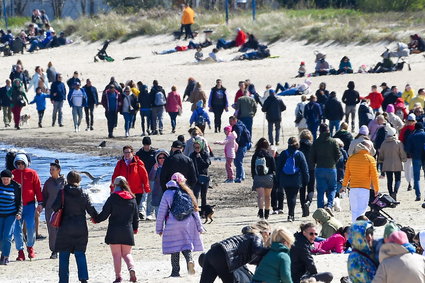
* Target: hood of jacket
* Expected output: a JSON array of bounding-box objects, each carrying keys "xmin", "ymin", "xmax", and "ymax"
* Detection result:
[
  {"xmin": 14, "ymin": 153, "xmax": 29, "ymax": 168},
  {"xmin": 378, "ymin": 243, "xmax": 410, "ymax": 262},
  {"xmin": 114, "ymin": 190, "xmax": 134, "ymax": 200},
  {"xmin": 64, "ymin": 184, "xmax": 83, "ymax": 196},
  {"xmin": 317, "ymin": 132, "xmax": 331, "ymax": 143},
  {"xmin": 348, "ymin": 220, "xmax": 374, "ymax": 254},
  {"xmin": 155, "ymin": 149, "xmax": 169, "ymax": 164},
  {"xmin": 312, "ymin": 208, "xmax": 331, "ymax": 223}
]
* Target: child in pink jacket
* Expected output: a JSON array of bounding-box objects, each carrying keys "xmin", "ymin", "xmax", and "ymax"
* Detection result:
[
  {"xmin": 312, "ymin": 226, "xmax": 349, "ymax": 254},
  {"xmin": 214, "ymin": 125, "xmax": 238, "ymax": 183}
]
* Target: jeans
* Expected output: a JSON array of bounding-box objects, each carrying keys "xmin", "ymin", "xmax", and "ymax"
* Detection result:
[
  {"xmin": 0, "ymin": 215, "xmax": 16, "ymax": 257},
  {"xmin": 122, "ymin": 112, "xmax": 133, "ymax": 133},
  {"xmin": 212, "ymin": 107, "xmax": 224, "ymax": 132},
  {"xmin": 234, "ymin": 145, "xmax": 247, "ymax": 180},
  {"xmin": 84, "ymin": 105, "xmax": 94, "ymax": 127},
  {"xmin": 345, "ymin": 105, "xmax": 356, "ymax": 130},
  {"xmin": 151, "ymin": 106, "xmax": 164, "ymax": 132},
  {"xmin": 168, "ymin": 112, "xmax": 178, "ymax": 131},
  {"xmin": 105, "ymin": 111, "xmax": 118, "ymax": 136},
  {"xmin": 315, "ymin": 168, "xmax": 337, "ymax": 209},
  {"xmin": 239, "ymin": 117, "xmax": 253, "ymax": 137},
  {"xmin": 140, "ymin": 109, "xmax": 152, "ymax": 134},
  {"xmin": 329, "ymin": 120, "xmax": 340, "ymax": 136},
  {"xmin": 267, "ymin": 120, "xmax": 281, "ymax": 145},
  {"xmin": 412, "ymin": 159, "xmax": 425, "ymax": 198},
  {"xmin": 2, "ymin": 106, "xmax": 11, "ymax": 126},
  {"xmin": 59, "ymin": 251, "xmax": 88, "ymax": 283},
  {"xmin": 140, "ymin": 192, "xmax": 153, "ymax": 217},
  {"xmin": 216, "ymin": 39, "xmax": 234, "ymax": 49},
  {"xmin": 71, "ymin": 106, "xmax": 83, "ymax": 128},
  {"xmin": 307, "ymin": 121, "xmax": 320, "ymax": 140},
  {"xmin": 52, "ymin": 100, "xmax": 64, "ymax": 126},
  {"xmin": 14, "ymin": 203, "xmax": 36, "ymax": 250},
  {"xmin": 349, "ymin": 187, "xmax": 370, "ymax": 222},
  {"xmin": 284, "ymin": 187, "xmax": 300, "ymax": 216},
  {"xmin": 386, "ymin": 171, "xmax": 401, "ymax": 195}
]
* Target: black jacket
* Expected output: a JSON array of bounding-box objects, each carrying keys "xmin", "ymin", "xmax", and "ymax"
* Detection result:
[
  {"xmin": 183, "ymin": 80, "xmax": 196, "ymax": 101},
  {"xmin": 261, "ymin": 95, "xmax": 286, "ymax": 122},
  {"xmin": 209, "ymin": 86, "xmax": 228, "ymax": 110},
  {"xmin": 160, "ymin": 150, "xmax": 197, "ymax": 191},
  {"xmin": 342, "ymin": 89, "xmax": 360, "ymax": 106},
  {"xmin": 138, "ymin": 84, "xmax": 151, "ymax": 109},
  {"xmin": 214, "ymin": 231, "xmax": 267, "ymax": 272},
  {"xmin": 315, "ymin": 89, "xmax": 329, "ymax": 105},
  {"xmin": 299, "ymin": 139, "xmax": 314, "ymax": 170},
  {"xmin": 135, "ymin": 148, "xmax": 156, "ymax": 173},
  {"xmin": 82, "ymin": 85, "xmax": 99, "ymax": 107},
  {"xmin": 374, "ymin": 125, "xmax": 388, "ymax": 150},
  {"xmin": 0, "ymin": 86, "xmax": 11, "ymax": 107},
  {"xmin": 53, "ymin": 185, "xmax": 97, "ymax": 253},
  {"xmin": 358, "ymin": 103, "xmax": 373, "ymax": 127},
  {"xmin": 150, "ymin": 85, "xmax": 166, "ymax": 107},
  {"xmin": 190, "ymin": 151, "xmax": 211, "ymax": 176},
  {"xmin": 276, "ymin": 147, "xmax": 309, "ymax": 188},
  {"xmin": 94, "ymin": 191, "xmax": 138, "ymax": 246},
  {"xmin": 66, "ymin": 77, "xmax": 81, "ymax": 89},
  {"xmin": 333, "ymin": 130, "xmax": 353, "ymax": 152},
  {"xmin": 381, "ymin": 92, "xmax": 398, "ymax": 112},
  {"xmin": 324, "ymin": 97, "xmax": 344, "ymax": 121},
  {"xmin": 251, "ymin": 149, "xmax": 276, "ymax": 177},
  {"xmin": 290, "ymin": 232, "xmax": 318, "ymax": 283},
  {"xmin": 9, "ymin": 71, "xmax": 27, "ymax": 91}
]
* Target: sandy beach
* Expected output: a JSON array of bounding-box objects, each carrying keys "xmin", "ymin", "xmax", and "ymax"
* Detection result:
[{"xmin": 0, "ymin": 35, "xmax": 425, "ymax": 282}]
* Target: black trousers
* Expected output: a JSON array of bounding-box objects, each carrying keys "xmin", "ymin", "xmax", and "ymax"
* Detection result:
[
  {"xmin": 284, "ymin": 186, "xmax": 300, "ymax": 216},
  {"xmin": 84, "ymin": 105, "xmax": 94, "ymax": 127},
  {"xmin": 37, "ymin": 110, "xmax": 44, "ymax": 124},
  {"xmin": 193, "ymin": 182, "xmax": 208, "ymax": 208},
  {"xmin": 105, "ymin": 111, "xmax": 117, "ymax": 136},
  {"xmin": 386, "ymin": 171, "xmax": 401, "ymax": 194},
  {"xmin": 212, "ymin": 107, "xmax": 224, "ymax": 131},
  {"xmin": 200, "ymin": 245, "xmax": 234, "ymax": 283},
  {"xmin": 300, "ymin": 169, "xmax": 315, "ymax": 207},
  {"xmin": 271, "ymin": 184, "xmax": 284, "ymax": 211},
  {"xmin": 184, "ymin": 24, "xmax": 194, "ymax": 39}
]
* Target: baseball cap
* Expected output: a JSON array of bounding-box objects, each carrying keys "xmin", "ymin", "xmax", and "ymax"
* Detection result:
[{"xmin": 407, "ymin": 113, "xmax": 416, "ymax": 121}]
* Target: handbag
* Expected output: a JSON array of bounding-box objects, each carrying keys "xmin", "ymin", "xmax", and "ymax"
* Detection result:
[
  {"xmin": 50, "ymin": 190, "xmax": 65, "ymax": 228},
  {"xmin": 178, "ymin": 106, "xmax": 182, "ymax": 116},
  {"xmin": 197, "ymin": 174, "xmax": 210, "ymax": 185}
]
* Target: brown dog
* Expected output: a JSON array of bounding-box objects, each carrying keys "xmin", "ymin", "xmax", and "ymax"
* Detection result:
[{"xmin": 200, "ymin": 205, "xmax": 215, "ymax": 224}]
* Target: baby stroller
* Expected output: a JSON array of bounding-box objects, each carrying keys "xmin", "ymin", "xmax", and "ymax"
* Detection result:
[
  {"xmin": 365, "ymin": 193, "xmax": 400, "ymax": 227},
  {"xmin": 373, "ymin": 43, "xmax": 411, "ymax": 72},
  {"xmin": 94, "ymin": 40, "xmax": 114, "ymax": 62}
]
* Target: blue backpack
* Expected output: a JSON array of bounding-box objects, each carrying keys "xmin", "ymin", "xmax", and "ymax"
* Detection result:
[
  {"xmin": 170, "ymin": 187, "xmax": 194, "ymax": 221},
  {"xmin": 282, "ymin": 150, "xmax": 300, "ymax": 175}
]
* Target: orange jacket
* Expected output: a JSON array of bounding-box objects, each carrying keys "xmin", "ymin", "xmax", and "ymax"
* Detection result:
[
  {"xmin": 181, "ymin": 7, "xmax": 195, "ymax": 25},
  {"xmin": 111, "ymin": 155, "xmax": 150, "ymax": 194},
  {"xmin": 342, "ymin": 149, "xmax": 379, "ymax": 192}
]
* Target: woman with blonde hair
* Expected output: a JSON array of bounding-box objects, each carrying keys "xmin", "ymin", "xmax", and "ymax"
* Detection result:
[
  {"xmin": 156, "ymin": 172, "xmax": 204, "ymax": 277},
  {"xmin": 94, "ymin": 176, "xmax": 138, "ymax": 282},
  {"xmin": 252, "ymin": 227, "xmax": 295, "ymax": 283}
]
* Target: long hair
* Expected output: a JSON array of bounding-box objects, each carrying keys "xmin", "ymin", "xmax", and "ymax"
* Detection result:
[
  {"xmin": 254, "ymin": 137, "xmax": 269, "ymax": 153},
  {"xmin": 115, "ymin": 177, "xmax": 135, "ymax": 197},
  {"xmin": 178, "ymin": 182, "xmax": 199, "ymax": 212}
]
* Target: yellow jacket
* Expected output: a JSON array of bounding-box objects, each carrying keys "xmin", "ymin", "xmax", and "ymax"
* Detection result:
[
  {"xmin": 342, "ymin": 149, "xmax": 379, "ymax": 192},
  {"xmin": 181, "ymin": 7, "xmax": 195, "ymax": 25},
  {"xmin": 409, "ymin": 95, "xmax": 425, "ymax": 110},
  {"xmin": 402, "ymin": 89, "xmax": 415, "ymax": 105}
]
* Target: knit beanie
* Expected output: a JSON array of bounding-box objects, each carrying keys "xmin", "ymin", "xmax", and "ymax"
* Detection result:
[
  {"xmin": 0, "ymin": 169, "xmax": 12, "ymax": 178},
  {"xmin": 386, "ymin": 104, "xmax": 395, "ymax": 113},
  {"xmin": 384, "ymin": 222, "xmax": 399, "ymax": 239},
  {"xmin": 387, "ymin": 231, "xmax": 409, "ymax": 245},
  {"xmin": 359, "ymin": 125, "xmax": 369, "ymax": 136}
]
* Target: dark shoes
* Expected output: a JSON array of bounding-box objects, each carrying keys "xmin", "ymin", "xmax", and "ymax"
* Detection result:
[
  {"xmin": 407, "ymin": 184, "xmax": 412, "ymax": 191},
  {"xmin": 50, "ymin": 252, "xmax": 58, "ymax": 259},
  {"xmin": 258, "ymin": 209, "xmax": 264, "ymax": 219},
  {"xmin": 302, "ymin": 201, "xmax": 311, "ymax": 217},
  {"xmin": 287, "ymin": 215, "xmax": 295, "ymax": 222},
  {"xmin": 264, "ymin": 209, "xmax": 270, "ymax": 220}
]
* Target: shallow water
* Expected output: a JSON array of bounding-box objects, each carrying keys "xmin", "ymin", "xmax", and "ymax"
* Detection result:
[{"xmin": 0, "ymin": 144, "xmax": 117, "ymax": 210}]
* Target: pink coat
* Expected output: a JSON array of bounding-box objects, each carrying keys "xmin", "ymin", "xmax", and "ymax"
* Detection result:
[
  {"xmin": 312, "ymin": 233, "xmax": 346, "ymax": 254},
  {"xmin": 215, "ymin": 131, "xmax": 238, "ymax": 159},
  {"xmin": 166, "ymin": 91, "xmax": 182, "ymax": 113}
]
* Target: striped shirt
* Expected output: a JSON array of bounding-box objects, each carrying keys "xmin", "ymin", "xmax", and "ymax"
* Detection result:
[{"xmin": 0, "ymin": 184, "xmax": 17, "ymax": 216}]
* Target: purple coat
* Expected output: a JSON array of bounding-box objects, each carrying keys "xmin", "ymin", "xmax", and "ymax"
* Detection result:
[{"xmin": 155, "ymin": 189, "xmax": 204, "ymax": 254}]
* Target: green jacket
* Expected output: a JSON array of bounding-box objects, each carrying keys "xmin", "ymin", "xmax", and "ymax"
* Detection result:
[
  {"xmin": 235, "ymin": 96, "xmax": 257, "ymax": 118},
  {"xmin": 252, "ymin": 242, "xmax": 293, "ymax": 283},
  {"xmin": 310, "ymin": 132, "xmax": 341, "ymax": 168},
  {"xmin": 312, "ymin": 208, "xmax": 343, "ymax": 238}
]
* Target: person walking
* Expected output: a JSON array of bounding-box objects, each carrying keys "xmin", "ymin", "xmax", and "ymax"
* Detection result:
[
  {"xmin": 67, "ymin": 82, "xmax": 87, "ymax": 133},
  {"xmin": 277, "ymin": 137, "xmax": 309, "ymax": 222},
  {"xmin": 12, "ymin": 153, "xmax": 43, "ymax": 261},
  {"xmin": 166, "ymin": 86, "xmax": 182, "ymax": 133},
  {"xmin": 189, "ymin": 82, "xmax": 207, "ymax": 112},
  {"xmin": 0, "ymin": 169, "xmax": 22, "ymax": 265},
  {"xmin": 121, "ymin": 86, "xmax": 139, "ymax": 137},
  {"xmin": 50, "ymin": 73, "xmax": 67, "ymax": 127},
  {"xmin": 82, "ymin": 79, "xmax": 98, "ymax": 131},
  {"xmin": 53, "ymin": 171, "xmax": 98, "ymax": 283},
  {"xmin": 8, "ymin": 79, "xmax": 28, "ymax": 130},
  {"xmin": 179, "ymin": 4, "xmax": 195, "ymax": 40},
  {"xmin": 101, "ymin": 84, "xmax": 122, "ymax": 138},
  {"xmin": 230, "ymin": 116, "xmax": 251, "ymax": 183},
  {"xmin": 94, "ymin": 176, "xmax": 138, "ymax": 283},
  {"xmin": 66, "ymin": 71, "xmax": 80, "ymax": 90},
  {"xmin": 310, "ymin": 124, "xmax": 341, "ymax": 209},
  {"xmin": 148, "ymin": 149, "xmax": 169, "ymax": 217},
  {"xmin": 235, "ymin": 89, "xmax": 257, "ymax": 137},
  {"xmin": 156, "ymin": 173, "xmax": 204, "ymax": 277},
  {"xmin": 208, "ymin": 79, "xmax": 229, "ymax": 133},
  {"xmin": 341, "ymin": 142, "xmax": 379, "ymax": 222},
  {"xmin": 378, "ymin": 127, "xmax": 407, "ymax": 201},
  {"xmin": 251, "ymin": 138, "xmax": 276, "ymax": 220},
  {"xmin": 214, "ymin": 125, "xmax": 238, "ymax": 183},
  {"xmin": 299, "ymin": 130, "xmax": 315, "ymax": 217},
  {"xmin": 42, "ymin": 159, "xmax": 65, "ymax": 259},
  {"xmin": 262, "ymin": 89, "xmax": 286, "ymax": 146},
  {"xmin": 303, "ymin": 95, "xmax": 322, "ymax": 140},
  {"xmin": 365, "ymin": 85, "xmax": 384, "ymax": 113},
  {"xmin": 406, "ymin": 122, "xmax": 425, "ymax": 201},
  {"xmin": 137, "ymin": 81, "xmax": 152, "ymax": 136},
  {"xmin": 0, "ymin": 79, "xmax": 12, "ymax": 127},
  {"xmin": 183, "ymin": 77, "xmax": 196, "ymax": 102},
  {"xmin": 342, "ymin": 81, "xmax": 360, "ymax": 133},
  {"xmin": 295, "ymin": 95, "xmax": 308, "ymax": 133},
  {"xmin": 190, "ymin": 139, "xmax": 211, "ymax": 209},
  {"xmin": 324, "ymin": 91, "xmax": 344, "ymax": 135},
  {"xmin": 9, "ymin": 64, "xmax": 28, "ymax": 92},
  {"xmin": 150, "ymin": 80, "xmax": 166, "ymax": 135},
  {"xmin": 29, "ymin": 87, "xmax": 50, "ymax": 128},
  {"xmin": 333, "ymin": 122, "xmax": 353, "ymax": 152},
  {"xmin": 46, "ymin": 61, "xmax": 57, "ymax": 83},
  {"xmin": 190, "ymin": 101, "xmax": 211, "ymax": 134},
  {"xmin": 399, "ymin": 114, "xmax": 416, "ymax": 191}
]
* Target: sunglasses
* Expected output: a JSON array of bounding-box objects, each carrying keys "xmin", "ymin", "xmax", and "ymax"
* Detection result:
[
  {"xmin": 309, "ymin": 232, "xmax": 318, "ymax": 236},
  {"xmin": 158, "ymin": 157, "xmax": 166, "ymax": 160}
]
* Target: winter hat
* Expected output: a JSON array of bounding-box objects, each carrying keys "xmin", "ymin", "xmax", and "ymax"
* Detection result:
[
  {"xmin": 386, "ymin": 126, "xmax": 396, "ymax": 137},
  {"xmin": 166, "ymin": 180, "xmax": 178, "ymax": 189},
  {"xmin": 269, "ymin": 89, "xmax": 275, "ymax": 95},
  {"xmin": 171, "ymin": 172, "xmax": 187, "ymax": 183},
  {"xmin": 386, "ymin": 104, "xmax": 395, "ymax": 113},
  {"xmin": 114, "ymin": 176, "xmax": 127, "ymax": 186},
  {"xmin": 407, "ymin": 113, "xmax": 416, "ymax": 121},
  {"xmin": 196, "ymin": 100, "xmax": 203, "ymax": 108},
  {"xmin": 14, "ymin": 153, "xmax": 29, "ymax": 168},
  {"xmin": 224, "ymin": 125, "xmax": 232, "ymax": 132},
  {"xmin": 359, "ymin": 125, "xmax": 369, "ymax": 136},
  {"xmin": 1, "ymin": 169, "xmax": 12, "ymax": 178},
  {"xmin": 387, "ymin": 231, "xmax": 409, "ymax": 245},
  {"xmin": 300, "ymin": 61, "xmax": 305, "ymax": 65},
  {"xmin": 384, "ymin": 222, "xmax": 400, "ymax": 239}
]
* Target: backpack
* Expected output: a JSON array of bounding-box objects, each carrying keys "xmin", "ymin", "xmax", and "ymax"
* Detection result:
[
  {"xmin": 170, "ymin": 187, "xmax": 194, "ymax": 221},
  {"xmin": 154, "ymin": 91, "xmax": 166, "ymax": 106},
  {"xmin": 255, "ymin": 156, "xmax": 269, "ymax": 176},
  {"xmin": 282, "ymin": 150, "xmax": 300, "ymax": 175},
  {"xmin": 196, "ymin": 114, "xmax": 206, "ymax": 126}
]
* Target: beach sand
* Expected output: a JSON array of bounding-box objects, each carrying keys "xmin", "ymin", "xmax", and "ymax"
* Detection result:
[{"xmin": 0, "ymin": 35, "xmax": 424, "ymax": 282}]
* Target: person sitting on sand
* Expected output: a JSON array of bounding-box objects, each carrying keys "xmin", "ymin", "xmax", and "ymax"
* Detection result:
[
  {"xmin": 408, "ymin": 34, "xmax": 425, "ymax": 54},
  {"xmin": 312, "ymin": 208, "xmax": 343, "ymax": 239},
  {"xmin": 194, "ymin": 46, "xmax": 203, "ymax": 61},
  {"xmin": 206, "ymin": 48, "xmax": 223, "ymax": 62},
  {"xmin": 239, "ymin": 33, "xmax": 259, "ymax": 52},
  {"xmin": 216, "ymin": 27, "xmax": 247, "ymax": 49},
  {"xmin": 296, "ymin": 62, "xmax": 306, "ymax": 78},
  {"xmin": 337, "ymin": 56, "xmax": 353, "ymax": 74},
  {"xmin": 314, "ymin": 57, "xmax": 331, "ymax": 76}
]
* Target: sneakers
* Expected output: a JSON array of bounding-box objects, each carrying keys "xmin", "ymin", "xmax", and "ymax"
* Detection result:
[
  {"xmin": 16, "ymin": 250, "xmax": 25, "ymax": 261},
  {"xmin": 407, "ymin": 184, "xmax": 412, "ymax": 191},
  {"xmin": 27, "ymin": 247, "xmax": 35, "ymax": 259},
  {"xmin": 187, "ymin": 261, "xmax": 195, "ymax": 275},
  {"xmin": 129, "ymin": 269, "xmax": 137, "ymax": 282},
  {"xmin": 50, "ymin": 252, "xmax": 58, "ymax": 259},
  {"xmin": 234, "ymin": 178, "xmax": 242, "ymax": 183},
  {"xmin": 271, "ymin": 210, "xmax": 278, "ymax": 215},
  {"xmin": 90, "ymin": 126, "xmax": 94, "ymax": 131},
  {"xmin": 0, "ymin": 256, "xmax": 9, "ymax": 265},
  {"xmin": 287, "ymin": 215, "xmax": 294, "ymax": 222},
  {"xmin": 113, "ymin": 277, "xmax": 122, "ymax": 283},
  {"xmin": 85, "ymin": 127, "xmax": 90, "ymax": 131},
  {"xmin": 224, "ymin": 179, "xmax": 234, "ymax": 183},
  {"xmin": 277, "ymin": 209, "xmax": 284, "ymax": 214}
]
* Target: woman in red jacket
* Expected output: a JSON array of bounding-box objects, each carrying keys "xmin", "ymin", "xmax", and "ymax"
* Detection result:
[
  {"xmin": 165, "ymin": 86, "xmax": 182, "ymax": 133},
  {"xmin": 111, "ymin": 146, "xmax": 150, "ymax": 212}
]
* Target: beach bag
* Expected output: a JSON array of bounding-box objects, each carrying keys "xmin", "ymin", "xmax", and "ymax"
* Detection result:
[
  {"xmin": 170, "ymin": 187, "xmax": 194, "ymax": 221},
  {"xmin": 154, "ymin": 91, "xmax": 166, "ymax": 106},
  {"xmin": 282, "ymin": 150, "xmax": 300, "ymax": 175},
  {"xmin": 50, "ymin": 189, "xmax": 64, "ymax": 227},
  {"xmin": 255, "ymin": 156, "xmax": 269, "ymax": 176}
]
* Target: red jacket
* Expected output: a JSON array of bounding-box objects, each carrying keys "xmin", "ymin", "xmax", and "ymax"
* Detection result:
[
  {"xmin": 399, "ymin": 124, "xmax": 415, "ymax": 143},
  {"xmin": 235, "ymin": 30, "xmax": 247, "ymax": 47},
  {"xmin": 111, "ymin": 155, "xmax": 150, "ymax": 194},
  {"xmin": 12, "ymin": 168, "xmax": 43, "ymax": 206},
  {"xmin": 364, "ymin": 91, "xmax": 383, "ymax": 110}
]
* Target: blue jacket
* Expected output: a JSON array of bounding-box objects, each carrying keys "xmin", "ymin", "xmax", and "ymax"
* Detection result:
[
  {"xmin": 232, "ymin": 120, "xmax": 251, "ymax": 148},
  {"xmin": 406, "ymin": 129, "xmax": 425, "ymax": 160},
  {"xmin": 30, "ymin": 93, "xmax": 50, "ymax": 111},
  {"xmin": 276, "ymin": 147, "xmax": 309, "ymax": 189},
  {"xmin": 50, "ymin": 80, "xmax": 67, "ymax": 101},
  {"xmin": 190, "ymin": 107, "xmax": 211, "ymax": 126},
  {"xmin": 67, "ymin": 88, "xmax": 88, "ymax": 107},
  {"xmin": 83, "ymin": 85, "xmax": 99, "ymax": 107},
  {"xmin": 304, "ymin": 101, "xmax": 322, "ymax": 124}
]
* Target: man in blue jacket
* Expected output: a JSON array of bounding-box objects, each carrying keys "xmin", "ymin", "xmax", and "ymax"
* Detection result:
[
  {"xmin": 230, "ymin": 116, "xmax": 251, "ymax": 183},
  {"xmin": 82, "ymin": 79, "xmax": 98, "ymax": 131},
  {"xmin": 406, "ymin": 122, "xmax": 425, "ymax": 201},
  {"xmin": 304, "ymin": 95, "xmax": 322, "ymax": 140},
  {"xmin": 50, "ymin": 73, "xmax": 67, "ymax": 127}
]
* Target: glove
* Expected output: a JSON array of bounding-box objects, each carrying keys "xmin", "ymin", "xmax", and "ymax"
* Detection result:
[{"xmin": 133, "ymin": 229, "xmax": 138, "ymax": 234}]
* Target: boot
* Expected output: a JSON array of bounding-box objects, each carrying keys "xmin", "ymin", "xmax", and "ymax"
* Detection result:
[
  {"xmin": 302, "ymin": 201, "xmax": 310, "ymax": 217},
  {"xmin": 407, "ymin": 183, "xmax": 412, "ymax": 191},
  {"xmin": 16, "ymin": 249, "xmax": 25, "ymax": 261},
  {"xmin": 390, "ymin": 193, "xmax": 397, "ymax": 201},
  {"xmin": 257, "ymin": 209, "xmax": 264, "ymax": 219},
  {"xmin": 27, "ymin": 246, "xmax": 35, "ymax": 260},
  {"xmin": 50, "ymin": 251, "xmax": 58, "ymax": 259},
  {"xmin": 129, "ymin": 269, "xmax": 137, "ymax": 282},
  {"xmin": 264, "ymin": 209, "xmax": 270, "ymax": 220}
]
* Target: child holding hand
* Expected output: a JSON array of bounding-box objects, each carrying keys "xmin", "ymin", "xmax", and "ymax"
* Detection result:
[{"xmin": 214, "ymin": 125, "xmax": 238, "ymax": 183}]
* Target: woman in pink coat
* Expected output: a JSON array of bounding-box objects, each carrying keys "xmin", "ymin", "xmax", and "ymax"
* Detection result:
[
  {"xmin": 165, "ymin": 86, "xmax": 182, "ymax": 133},
  {"xmin": 214, "ymin": 125, "xmax": 238, "ymax": 183}
]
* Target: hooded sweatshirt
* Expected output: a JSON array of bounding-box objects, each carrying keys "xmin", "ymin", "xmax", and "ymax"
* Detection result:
[
  {"xmin": 149, "ymin": 149, "xmax": 170, "ymax": 206},
  {"xmin": 215, "ymin": 131, "xmax": 238, "ymax": 159},
  {"xmin": 312, "ymin": 208, "xmax": 342, "ymax": 238}
]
